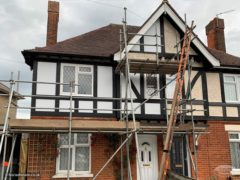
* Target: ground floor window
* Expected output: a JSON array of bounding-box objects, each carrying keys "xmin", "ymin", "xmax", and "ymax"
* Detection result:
[
  {"xmin": 56, "ymin": 133, "xmax": 91, "ymax": 175},
  {"xmin": 229, "ymin": 133, "xmax": 240, "ymax": 170}
]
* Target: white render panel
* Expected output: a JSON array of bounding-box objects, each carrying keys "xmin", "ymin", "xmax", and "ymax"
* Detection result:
[
  {"xmin": 59, "ymin": 100, "xmax": 74, "ymax": 112},
  {"xmin": 121, "ymin": 73, "xmax": 140, "ymax": 99},
  {"xmin": 121, "ymin": 102, "xmax": 141, "ymax": 114},
  {"xmin": 144, "ymin": 20, "xmax": 161, "ymax": 52},
  {"xmin": 164, "ymin": 17, "xmax": 180, "ymax": 54},
  {"xmin": 35, "ymin": 99, "xmax": 55, "ymax": 112},
  {"xmin": 36, "ymin": 62, "xmax": 56, "ymax": 95},
  {"xmin": 97, "ymin": 66, "xmax": 113, "ymax": 97},
  {"xmin": 131, "ymin": 40, "xmax": 140, "ymax": 51},
  {"xmin": 78, "ymin": 101, "xmax": 93, "ymax": 113},
  {"xmin": 145, "ymin": 103, "xmax": 161, "ymax": 115},
  {"xmin": 97, "ymin": 102, "xmax": 112, "ymax": 114}
]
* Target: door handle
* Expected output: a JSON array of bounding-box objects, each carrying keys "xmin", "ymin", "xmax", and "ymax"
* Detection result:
[{"xmin": 143, "ymin": 164, "xmax": 151, "ymax": 167}]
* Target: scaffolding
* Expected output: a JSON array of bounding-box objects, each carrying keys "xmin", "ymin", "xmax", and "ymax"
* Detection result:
[{"xmin": 0, "ymin": 8, "xmax": 207, "ymax": 180}]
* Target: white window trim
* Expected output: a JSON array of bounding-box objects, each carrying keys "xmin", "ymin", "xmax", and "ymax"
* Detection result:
[
  {"xmin": 52, "ymin": 173, "xmax": 93, "ymax": 178},
  {"xmin": 144, "ymin": 74, "xmax": 160, "ymax": 99},
  {"xmin": 60, "ymin": 63, "xmax": 94, "ymax": 96},
  {"xmin": 223, "ymin": 74, "xmax": 240, "ymax": 103},
  {"xmin": 228, "ymin": 132, "xmax": 240, "ymax": 174},
  {"xmin": 55, "ymin": 133, "xmax": 92, "ymax": 176}
]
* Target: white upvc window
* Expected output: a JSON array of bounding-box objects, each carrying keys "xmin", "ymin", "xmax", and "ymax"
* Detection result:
[
  {"xmin": 224, "ymin": 74, "xmax": 240, "ymax": 103},
  {"xmin": 229, "ymin": 132, "xmax": 240, "ymax": 174},
  {"xmin": 166, "ymin": 74, "xmax": 176, "ymax": 99},
  {"xmin": 144, "ymin": 74, "xmax": 160, "ymax": 99},
  {"xmin": 61, "ymin": 64, "xmax": 93, "ymax": 96},
  {"xmin": 56, "ymin": 133, "xmax": 91, "ymax": 176}
]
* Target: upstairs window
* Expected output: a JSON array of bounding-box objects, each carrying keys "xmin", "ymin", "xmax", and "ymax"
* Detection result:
[
  {"xmin": 229, "ymin": 133, "xmax": 240, "ymax": 171},
  {"xmin": 61, "ymin": 64, "xmax": 93, "ymax": 96},
  {"xmin": 224, "ymin": 74, "xmax": 240, "ymax": 103},
  {"xmin": 145, "ymin": 74, "xmax": 159, "ymax": 98}
]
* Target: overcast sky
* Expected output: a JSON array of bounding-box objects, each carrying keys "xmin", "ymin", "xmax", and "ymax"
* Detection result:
[{"xmin": 0, "ymin": 0, "xmax": 239, "ymax": 118}]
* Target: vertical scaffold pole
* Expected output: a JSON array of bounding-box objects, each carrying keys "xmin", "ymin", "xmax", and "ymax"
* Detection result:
[
  {"xmin": 0, "ymin": 80, "xmax": 15, "ymax": 156},
  {"xmin": 0, "ymin": 75, "xmax": 15, "ymax": 180},
  {"xmin": 119, "ymin": 29, "xmax": 124, "ymax": 180},
  {"xmin": 67, "ymin": 81, "xmax": 74, "ymax": 180},
  {"xmin": 122, "ymin": 7, "xmax": 142, "ymax": 180},
  {"xmin": 187, "ymin": 59, "xmax": 198, "ymax": 179},
  {"xmin": 122, "ymin": 9, "xmax": 132, "ymax": 180},
  {"xmin": 4, "ymin": 134, "xmax": 17, "ymax": 180}
]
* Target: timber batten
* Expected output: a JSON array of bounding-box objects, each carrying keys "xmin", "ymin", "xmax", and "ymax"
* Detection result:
[
  {"xmin": 116, "ymin": 54, "xmax": 179, "ymax": 74},
  {"xmin": 0, "ymin": 119, "xmax": 207, "ymax": 133}
]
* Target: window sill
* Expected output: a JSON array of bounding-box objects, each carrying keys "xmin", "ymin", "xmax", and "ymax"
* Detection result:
[
  {"xmin": 53, "ymin": 173, "xmax": 93, "ymax": 178},
  {"xmin": 231, "ymin": 170, "xmax": 240, "ymax": 176}
]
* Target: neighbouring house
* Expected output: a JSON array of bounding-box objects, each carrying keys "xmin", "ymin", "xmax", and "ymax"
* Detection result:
[
  {"xmin": 20, "ymin": 0, "xmax": 240, "ymax": 179},
  {"xmin": 0, "ymin": 83, "xmax": 22, "ymax": 177}
]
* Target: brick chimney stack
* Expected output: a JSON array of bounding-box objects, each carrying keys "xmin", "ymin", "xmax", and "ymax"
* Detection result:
[
  {"xmin": 46, "ymin": 1, "xmax": 59, "ymax": 46},
  {"xmin": 206, "ymin": 17, "xmax": 226, "ymax": 52}
]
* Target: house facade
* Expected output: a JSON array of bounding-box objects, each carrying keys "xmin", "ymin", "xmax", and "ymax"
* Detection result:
[{"xmin": 21, "ymin": 1, "xmax": 240, "ymax": 179}]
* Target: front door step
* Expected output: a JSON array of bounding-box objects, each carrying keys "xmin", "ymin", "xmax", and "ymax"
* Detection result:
[{"xmin": 166, "ymin": 170, "xmax": 194, "ymax": 180}]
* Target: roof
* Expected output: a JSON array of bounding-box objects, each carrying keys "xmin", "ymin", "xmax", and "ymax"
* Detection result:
[
  {"xmin": 0, "ymin": 83, "xmax": 23, "ymax": 99},
  {"xmin": 208, "ymin": 48, "xmax": 240, "ymax": 67},
  {"xmin": 25, "ymin": 24, "xmax": 139, "ymax": 58},
  {"xmin": 23, "ymin": 2, "xmax": 240, "ymax": 68}
]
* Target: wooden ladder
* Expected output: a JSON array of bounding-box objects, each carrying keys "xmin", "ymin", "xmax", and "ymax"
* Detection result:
[{"xmin": 158, "ymin": 21, "xmax": 195, "ymax": 180}]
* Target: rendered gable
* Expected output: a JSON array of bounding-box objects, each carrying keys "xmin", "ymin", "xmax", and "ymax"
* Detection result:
[{"xmin": 114, "ymin": 2, "xmax": 220, "ymax": 67}]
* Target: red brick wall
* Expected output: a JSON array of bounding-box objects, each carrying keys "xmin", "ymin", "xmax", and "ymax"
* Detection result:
[
  {"xmin": 194, "ymin": 121, "xmax": 240, "ymax": 180},
  {"xmin": 26, "ymin": 133, "xmax": 117, "ymax": 180}
]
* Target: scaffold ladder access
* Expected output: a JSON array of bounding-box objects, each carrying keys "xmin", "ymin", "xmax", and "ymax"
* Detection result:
[{"xmin": 158, "ymin": 21, "xmax": 195, "ymax": 180}]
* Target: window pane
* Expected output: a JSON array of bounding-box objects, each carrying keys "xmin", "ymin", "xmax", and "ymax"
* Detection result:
[
  {"xmin": 230, "ymin": 134, "xmax": 239, "ymax": 140},
  {"xmin": 146, "ymin": 75, "xmax": 158, "ymax": 97},
  {"xmin": 78, "ymin": 74, "xmax": 92, "ymax": 95},
  {"xmin": 75, "ymin": 147, "xmax": 89, "ymax": 171},
  {"xmin": 79, "ymin": 67, "xmax": 91, "ymax": 72},
  {"xmin": 77, "ymin": 134, "xmax": 89, "ymax": 144},
  {"xmin": 59, "ymin": 134, "xmax": 74, "ymax": 145},
  {"xmin": 225, "ymin": 83, "xmax": 237, "ymax": 101},
  {"xmin": 230, "ymin": 142, "xmax": 240, "ymax": 169},
  {"xmin": 63, "ymin": 66, "xmax": 75, "ymax": 92},
  {"xmin": 60, "ymin": 148, "xmax": 72, "ymax": 170}
]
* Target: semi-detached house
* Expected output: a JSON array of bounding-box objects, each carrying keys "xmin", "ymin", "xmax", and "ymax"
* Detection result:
[{"xmin": 19, "ymin": 0, "xmax": 240, "ymax": 179}]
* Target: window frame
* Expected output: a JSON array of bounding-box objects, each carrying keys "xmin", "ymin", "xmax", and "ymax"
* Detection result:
[
  {"xmin": 223, "ymin": 74, "xmax": 240, "ymax": 103},
  {"xmin": 228, "ymin": 132, "xmax": 240, "ymax": 173},
  {"xmin": 60, "ymin": 63, "xmax": 94, "ymax": 96},
  {"xmin": 56, "ymin": 133, "xmax": 92, "ymax": 176},
  {"xmin": 144, "ymin": 74, "xmax": 160, "ymax": 99}
]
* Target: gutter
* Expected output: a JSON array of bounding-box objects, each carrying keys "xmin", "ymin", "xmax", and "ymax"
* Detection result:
[{"xmin": 214, "ymin": 66, "xmax": 240, "ymax": 70}]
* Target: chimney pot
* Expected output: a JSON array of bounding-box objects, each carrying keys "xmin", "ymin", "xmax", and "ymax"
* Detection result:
[
  {"xmin": 46, "ymin": 1, "xmax": 59, "ymax": 46},
  {"xmin": 205, "ymin": 17, "xmax": 226, "ymax": 52}
]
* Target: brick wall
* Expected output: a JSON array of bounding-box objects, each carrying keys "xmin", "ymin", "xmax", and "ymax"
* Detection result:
[
  {"xmin": 26, "ymin": 133, "xmax": 117, "ymax": 180},
  {"xmin": 194, "ymin": 121, "xmax": 240, "ymax": 180}
]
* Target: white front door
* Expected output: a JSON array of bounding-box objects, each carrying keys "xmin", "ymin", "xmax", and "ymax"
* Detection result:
[{"xmin": 137, "ymin": 135, "xmax": 158, "ymax": 180}]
